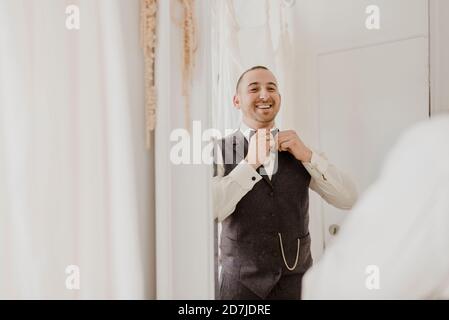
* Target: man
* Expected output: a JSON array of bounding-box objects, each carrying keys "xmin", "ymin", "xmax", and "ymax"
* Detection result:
[
  {"xmin": 302, "ymin": 115, "xmax": 449, "ymax": 299},
  {"xmin": 212, "ymin": 65, "xmax": 358, "ymax": 300}
]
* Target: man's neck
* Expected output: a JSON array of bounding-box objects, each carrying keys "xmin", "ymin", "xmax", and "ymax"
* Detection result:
[{"xmin": 242, "ymin": 119, "xmax": 275, "ymax": 130}]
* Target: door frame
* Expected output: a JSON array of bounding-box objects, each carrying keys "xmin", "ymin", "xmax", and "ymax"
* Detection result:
[{"xmin": 429, "ymin": 0, "xmax": 449, "ymax": 115}]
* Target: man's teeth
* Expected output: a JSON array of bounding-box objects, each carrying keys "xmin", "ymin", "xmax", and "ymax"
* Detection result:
[{"xmin": 256, "ymin": 105, "xmax": 272, "ymax": 109}]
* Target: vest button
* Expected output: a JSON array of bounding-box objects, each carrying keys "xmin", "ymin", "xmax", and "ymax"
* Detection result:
[{"xmin": 251, "ymin": 176, "xmax": 256, "ymax": 181}]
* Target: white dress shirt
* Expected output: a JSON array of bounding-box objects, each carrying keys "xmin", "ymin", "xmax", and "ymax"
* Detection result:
[
  {"xmin": 302, "ymin": 115, "xmax": 449, "ymax": 299},
  {"xmin": 212, "ymin": 122, "xmax": 358, "ymax": 222}
]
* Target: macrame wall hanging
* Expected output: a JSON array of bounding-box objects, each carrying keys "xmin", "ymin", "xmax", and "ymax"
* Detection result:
[
  {"xmin": 141, "ymin": 0, "xmax": 197, "ymax": 146},
  {"xmin": 173, "ymin": 0, "xmax": 197, "ymax": 132},
  {"xmin": 140, "ymin": 0, "xmax": 158, "ymax": 149}
]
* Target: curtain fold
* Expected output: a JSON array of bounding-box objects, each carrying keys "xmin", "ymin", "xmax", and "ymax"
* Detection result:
[{"xmin": 0, "ymin": 0, "xmax": 155, "ymax": 299}]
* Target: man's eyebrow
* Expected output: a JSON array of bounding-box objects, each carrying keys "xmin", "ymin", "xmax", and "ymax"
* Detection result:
[{"xmin": 247, "ymin": 82, "xmax": 278, "ymax": 87}]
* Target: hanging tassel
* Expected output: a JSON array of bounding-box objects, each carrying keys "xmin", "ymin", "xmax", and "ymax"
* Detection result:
[
  {"xmin": 179, "ymin": 0, "xmax": 197, "ymax": 132},
  {"xmin": 140, "ymin": 0, "xmax": 158, "ymax": 149}
]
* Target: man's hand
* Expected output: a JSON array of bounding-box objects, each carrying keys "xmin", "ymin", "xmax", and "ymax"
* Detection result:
[
  {"xmin": 278, "ymin": 130, "xmax": 312, "ymax": 163},
  {"xmin": 245, "ymin": 129, "xmax": 272, "ymax": 169}
]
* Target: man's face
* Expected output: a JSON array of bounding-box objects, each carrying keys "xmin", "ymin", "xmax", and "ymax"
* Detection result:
[{"xmin": 233, "ymin": 68, "xmax": 281, "ymax": 128}]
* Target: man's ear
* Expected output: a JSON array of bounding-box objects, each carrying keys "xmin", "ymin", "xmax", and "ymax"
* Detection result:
[{"xmin": 233, "ymin": 94, "xmax": 240, "ymax": 109}]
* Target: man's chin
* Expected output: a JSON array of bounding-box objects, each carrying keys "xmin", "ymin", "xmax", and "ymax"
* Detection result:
[{"xmin": 255, "ymin": 116, "xmax": 276, "ymax": 124}]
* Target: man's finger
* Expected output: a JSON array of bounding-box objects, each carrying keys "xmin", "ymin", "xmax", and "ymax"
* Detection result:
[
  {"xmin": 278, "ymin": 135, "xmax": 291, "ymax": 144},
  {"xmin": 278, "ymin": 136, "xmax": 294, "ymax": 145},
  {"xmin": 279, "ymin": 139, "xmax": 294, "ymax": 151},
  {"xmin": 278, "ymin": 132, "xmax": 296, "ymax": 143}
]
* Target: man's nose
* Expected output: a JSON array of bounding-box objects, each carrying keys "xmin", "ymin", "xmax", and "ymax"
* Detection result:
[{"xmin": 259, "ymin": 89, "xmax": 269, "ymax": 100}]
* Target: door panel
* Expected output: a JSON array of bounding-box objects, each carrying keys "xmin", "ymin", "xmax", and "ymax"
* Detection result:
[
  {"xmin": 305, "ymin": 0, "xmax": 428, "ymax": 52},
  {"xmin": 288, "ymin": 0, "xmax": 429, "ymax": 255},
  {"xmin": 318, "ymin": 37, "xmax": 429, "ymax": 244}
]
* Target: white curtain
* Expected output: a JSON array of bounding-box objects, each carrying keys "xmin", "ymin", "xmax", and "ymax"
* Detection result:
[
  {"xmin": 0, "ymin": 0, "xmax": 155, "ymax": 299},
  {"xmin": 154, "ymin": 0, "xmax": 214, "ymax": 299}
]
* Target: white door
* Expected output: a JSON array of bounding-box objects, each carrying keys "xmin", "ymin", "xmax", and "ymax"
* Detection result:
[{"xmin": 284, "ymin": 0, "xmax": 430, "ymax": 257}]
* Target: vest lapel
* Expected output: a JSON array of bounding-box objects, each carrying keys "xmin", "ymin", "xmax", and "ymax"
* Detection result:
[
  {"xmin": 232, "ymin": 130, "xmax": 246, "ymax": 162},
  {"xmin": 257, "ymin": 166, "xmax": 274, "ymax": 188}
]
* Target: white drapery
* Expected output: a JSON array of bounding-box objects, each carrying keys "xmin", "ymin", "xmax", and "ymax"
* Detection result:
[
  {"xmin": 0, "ymin": 0, "xmax": 155, "ymax": 299},
  {"xmin": 154, "ymin": 0, "xmax": 214, "ymax": 299}
]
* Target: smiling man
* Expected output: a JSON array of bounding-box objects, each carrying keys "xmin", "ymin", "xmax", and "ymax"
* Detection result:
[{"xmin": 212, "ymin": 65, "xmax": 358, "ymax": 300}]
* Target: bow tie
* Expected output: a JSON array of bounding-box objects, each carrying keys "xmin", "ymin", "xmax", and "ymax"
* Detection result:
[{"xmin": 248, "ymin": 128, "xmax": 279, "ymax": 141}]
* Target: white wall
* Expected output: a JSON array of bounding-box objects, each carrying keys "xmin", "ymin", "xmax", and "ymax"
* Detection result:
[{"xmin": 430, "ymin": 0, "xmax": 449, "ymax": 115}]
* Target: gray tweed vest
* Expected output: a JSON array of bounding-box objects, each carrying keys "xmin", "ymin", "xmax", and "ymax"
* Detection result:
[{"xmin": 215, "ymin": 130, "xmax": 313, "ymax": 299}]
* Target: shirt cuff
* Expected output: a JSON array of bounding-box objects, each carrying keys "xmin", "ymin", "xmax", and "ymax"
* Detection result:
[
  {"xmin": 303, "ymin": 151, "xmax": 330, "ymax": 180},
  {"xmin": 229, "ymin": 160, "xmax": 262, "ymax": 190},
  {"xmin": 310, "ymin": 151, "xmax": 329, "ymax": 174}
]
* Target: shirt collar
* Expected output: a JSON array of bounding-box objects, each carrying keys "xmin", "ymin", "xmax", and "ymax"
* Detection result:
[{"xmin": 239, "ymin": 121, "xmax": 279, "ymax": 142}]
